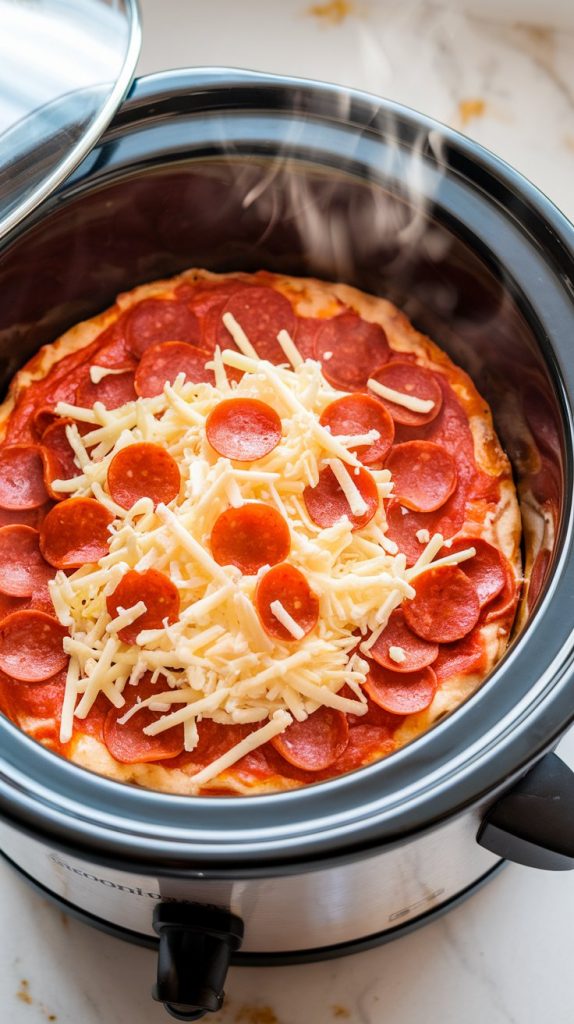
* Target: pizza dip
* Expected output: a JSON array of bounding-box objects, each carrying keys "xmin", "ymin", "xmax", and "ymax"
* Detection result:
[{"xmin": 0, "ymin": 270, "xmax": 521, "ymax": 795}]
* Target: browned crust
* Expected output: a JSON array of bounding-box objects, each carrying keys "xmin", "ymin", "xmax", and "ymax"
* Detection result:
[{"xmin": 0, "ymin": 269, "xmax": 522, "ymax": 795}]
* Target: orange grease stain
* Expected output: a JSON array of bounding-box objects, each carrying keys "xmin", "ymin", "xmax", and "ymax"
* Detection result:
[
  {"xmin": 458, "ymin": 98, "xmax": 486, "ymax": 127},
  {"xmin": 307, "ymin": 0, "xmax": 357, "ymax": 25}
]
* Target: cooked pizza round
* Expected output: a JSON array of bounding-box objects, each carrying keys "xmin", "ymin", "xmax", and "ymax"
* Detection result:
[{"xmin": 0, "ymin": 270, "xmax": 522, "ymax": 795}]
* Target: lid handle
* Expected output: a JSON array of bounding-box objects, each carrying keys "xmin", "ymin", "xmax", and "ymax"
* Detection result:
[
  {"xmin": 152, "ymin": 902, "xmax": 244, "ymax": 1020},
  {"xmin": 477, "ymin": 752, "xmax": 574, "ymax": 870}
]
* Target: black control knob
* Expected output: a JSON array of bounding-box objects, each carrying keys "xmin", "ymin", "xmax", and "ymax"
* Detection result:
[{"xmin": 153, "ymin": 903, "xmax": 244, "ymax": 1020}]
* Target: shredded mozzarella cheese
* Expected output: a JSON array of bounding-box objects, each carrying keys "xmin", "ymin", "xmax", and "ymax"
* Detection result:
[
  {"xmin": 49, "ymin": 323, "xmax": 461, "ymax": 785},
  {"xmin": 367, "ymin": 377, "xmax": 435, "ymax": 413}
]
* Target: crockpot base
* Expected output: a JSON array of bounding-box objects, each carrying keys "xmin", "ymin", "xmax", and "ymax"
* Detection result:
[{"xmin": 2, "ymin": 850, "xmax": 504, "ymax": 964}]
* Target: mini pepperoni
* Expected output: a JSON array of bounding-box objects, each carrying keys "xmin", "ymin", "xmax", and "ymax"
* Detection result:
[
  {"xmin": 447, "ymin": 537, "xmax": 507, "ymax": 608},
  {"xmin": 0, "ymin": 445, "xmax": 48, "ymax": 510},
  {"xmin": 369, "ymin": 362, "xmax": 443, "ymax": 426},
  {"xmin": 320, "ymin": 394, "xmax": 394, "ymax": 466},
  {"xmin": 107, "ymin": 443, "xmax": 180, "ymax": 510},
  {"xmin": 0, "ymin": 526, "xmax": 53, "ymax": 598},
  {"xmin": 217, "ymin": 287, "xmax": 297, "ymax": 362},
  {"xmin": 404, "ymin": 565, "xmax": 480, "ymax": 643},
  {"xmin": 271, "ymin": 706, "xmax": 349, "ymax": 771},
  {"xmin": 104, "ymin": 673, "xmax": 184, "ymax": 763},
  {"xmin": 125, "ymin": 298, "xmax": 201, "ymax": 357},
  {"xmin": 75, "ymin": 370, "xmax": 137, "ymax": 410},
  {"xmin": 255, "ymin": 563, "xmax": 319, "ymax": 641},
  {"xmin": 211, "ymin": 504, "xmax": 290, "ymax": 575},
  {"xmin": 40, "ymin": 497, "xmax": 113, "ymax": 569},
  {"xmin": 386, "ymin": 441, "xmax": 457, "ymax": 513},
  {"xmin": 303, "ymin": 465, "xmax": 378, "ymax": 531},
  {"xmin": 135, "ymin": 341, "xmax": 214, "ymax": 398},
  {"xmin": 364, "ymin": 661, "xmax": 437, "ymax": 715},
  {"xmin": 314, "ymin": 313, "xmax": 390, "ymax": 390},
  {"xmin": 206, "ymin": 399, "xmax": 282, "ymax": 462},
  {"xmin": 0, "ymin": 610, "xmax": 68, "ymax": 682},
  {"xmin": 106, "ymin": 569, "xmax": 180, "ymax": 644},
  {"xmin": 368, "ymin": 609, "xmax": 438, "ymax": 673}
]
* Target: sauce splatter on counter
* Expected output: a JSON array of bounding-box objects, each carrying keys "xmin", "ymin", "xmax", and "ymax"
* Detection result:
[
  {"xmin": 458, "ymin": 97, "xmax": 486, "ymax": 127},
  {"xmin": 307, "ymin": 0, "xmax": 359, "ymax": 25}
]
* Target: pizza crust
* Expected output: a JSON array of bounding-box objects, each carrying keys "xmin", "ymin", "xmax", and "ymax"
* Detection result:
[{"xmin": 0, "ymin": 269, "xmax": 522, "ymax": 795}]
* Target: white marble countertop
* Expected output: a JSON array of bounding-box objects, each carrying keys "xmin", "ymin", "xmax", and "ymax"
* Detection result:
[{"xmin": 2, "ymin": 2, "xmax": 574, "ymax": 1023}]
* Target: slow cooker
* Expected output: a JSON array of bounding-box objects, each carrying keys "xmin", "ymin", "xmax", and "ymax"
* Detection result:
[{"xmin": 1, "ymin": 44, "xmax": 574, "ymax": 1024}]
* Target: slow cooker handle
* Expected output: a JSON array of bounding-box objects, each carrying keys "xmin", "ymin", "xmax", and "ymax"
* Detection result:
[
  {"xmin": 477, "ymin": 752, "xmax": 574, "ymax": 869},
  {"xmin": 152, "ymin": 903, "xmax": 244, "ymax": 1020}
]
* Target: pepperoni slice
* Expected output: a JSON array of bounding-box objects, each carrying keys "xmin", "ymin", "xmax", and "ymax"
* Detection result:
[
  {"xmin": 206, "ymin": 399, "xmax": 282, "ymax": 462},
  {"xmin": 320, "ymin": 395, "xmax": 394, "ymax": 466},
  {"xmin": 40, "ymin": 418, "xmax": 82, "ymax": 500},
  {"xmin": 433, "ymin": 628, "xmax": 487, "ymax": 683},
  {"xmin": 211, "ymin": 504, "xmax": 290, "ymax": 575},
  {"xmin": 93, "ymin": 328, "xmax": 137, "ymax": 371},
  {"xmin": 0, "ymin": 526, "xmax": 53, "ymax": 598},
  {"xmin": 369, "ymin": 362, "xmax": 443, "ymax": 426},
  {"xmin": 255, "ymin": 563, "xmax": 319, "ymax": 641},
  {"xmin": 293, "ymin": 317, "xmax": 323, "ymax": 360},
  {"xmin": 217, "ymin": 287, "xmax": 297, "ymax": 362},
  {"xmin": 104, "ymin": 673, "xmax": 184, "ymax": 763},
  {"xmin": 0, "ymin": 668, "xmax": 66, "ymax": 721},
  {"xmin": 484, "ymin": 560, "xmax": 519, "ymax": 624},
  {"xmin": 314, "ymin": 313, "xmax": 390, "ymax": 390},
  {"xmin": 33, "ymin": 406, "xmax": 60, "ymax": 437},
  {"xmin": 386, "ymin": 441, "xmax": 457, "ymax": 513},
  {"xmin": 0, "ymin": 592, "xmax": 27, "ymax": 622},
  {"xmin": 40, "ymin": 497, "xmax": 113, "ymax": 569},
  {"xmin": 368, "ymin": 609, "xmax": 438, "ymax": 673},
  {"xmin": 40, "ymin": 418, "xmax": 78, "ymax": 477},
  {"xmin": 404, "ymin": 565, "xmax": 480, "ymax": 643},
  {"xmin": 303, "ymin": 465, "xmax": 378, "ymax": 531},
  {"xmin": 364, "ymin": 661, "xmax": 438, "ymax": 715},
  {"xmin": 0, "ymin": 610, "xmax": 68, "ymax": 682},
  {"xmin": 271, "ymin": 706, "xmax": 349, "ymax": 771},
  {"xmin": 447, "ymin": 537, "xmax": 507, "ymax": 608},
  {"xmin": 106, "ymin": 569, "xmax": 180, "ymax": 644},
  {"xmin": 134, "ymin": 341, "xmax": 214, "ymax": 398},
  {"xmin": 75, "ymin": 370, "xmax": 137, "ymax": 410},
  {"xmin": 0, "ymin": 502, "xmax": 53, "ymax": 532},
  {"xmin": 527, "ymin": 548, "xmax": 550, "ymax": 613},
  {"xmin": 189, "ymin": 281, "xmax": 246, "ymax": 350},
  {"xmin": 0, "ymin": 445, "xmax": 48, "ymax": 510},
  {"xmin": 107, "ymin": 443, "xmax": 180, "ymax": 510},
  {"xmin": 125, "ymin": 299, "xmax": 201, "ymax": 357}
]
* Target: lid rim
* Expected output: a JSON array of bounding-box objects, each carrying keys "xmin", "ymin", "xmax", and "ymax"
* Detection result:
[{"xmin": 0, "ymin": 0, "xmax": 142, "ymax": 240}]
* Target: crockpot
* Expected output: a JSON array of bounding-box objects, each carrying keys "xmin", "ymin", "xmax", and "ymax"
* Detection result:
[{"xmin": 1, "ymin": 67, "xmax": 574, "ymax": 1022}]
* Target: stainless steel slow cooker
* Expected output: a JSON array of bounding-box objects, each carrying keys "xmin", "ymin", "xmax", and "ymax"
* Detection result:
[{"xmin": 1, "ymin": 62, "xmax": 574, "ymax": 1022}]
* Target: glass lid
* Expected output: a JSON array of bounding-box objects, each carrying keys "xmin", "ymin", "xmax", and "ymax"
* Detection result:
[{"xmin": 0, "ymin": 0, "xmax": 141, "ymax": 239}]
